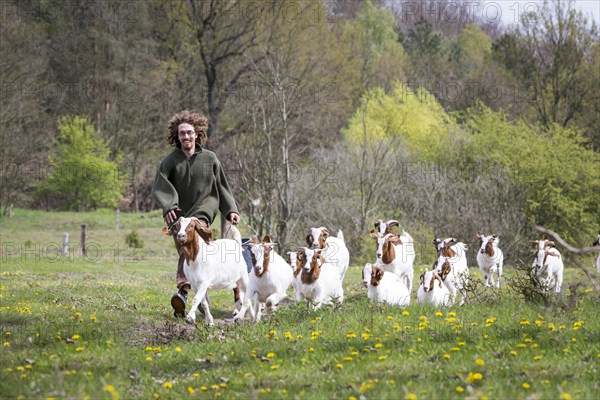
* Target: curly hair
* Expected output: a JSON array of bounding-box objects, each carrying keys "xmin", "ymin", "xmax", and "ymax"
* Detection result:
[{"xmin": 166, "ymin": 110, "xmax": 208, "ymax": 149}]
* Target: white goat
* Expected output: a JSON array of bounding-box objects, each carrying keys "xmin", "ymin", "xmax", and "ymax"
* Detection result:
[
  {"xmin": 305, "ymin": 227, "xmax": 350, "ymax": 282},
  {"xmin": 168, "ymin": 217, "xmax": 252, "ymax": 325},
  {"xmin": 295, "ymin": 247, "xmax": 344, "ymax": 308},
  {"xmin": 593, "ymin": 234, "xmax": 600, "ymax": 273},
  {"xmin": 417, "ymin": 268, "xmax": 451, "ymax": 307},
  {"xmin": 245, "ymin": 236, "xmax": 294, "ymax": 322},
  {"xmin": 370, "ymin": 231, "xmax": 416, "ymax": 292},
  {"xmin": 532, "ymin": 239, "xmax": 564, "ymax": 293},
  {"xmin": 433, "ymin": 238, "xmax": 470, "ymax": 305},
  {"xmin": 364, "ymin": 263, "xmax": 410, "ymax": 306},
  {"xmin": 476, "ymin": 232, "xmax": 504, "ymax": 288}
]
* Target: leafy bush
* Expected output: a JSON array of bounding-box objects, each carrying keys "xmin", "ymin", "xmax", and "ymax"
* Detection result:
[
  {"xmin": 35, "ymin": 115, "xmax": 124, "ymax": 211},
  {"xmin": 125, "ymin": 230, "xmax": 144, "ymax": 249}
]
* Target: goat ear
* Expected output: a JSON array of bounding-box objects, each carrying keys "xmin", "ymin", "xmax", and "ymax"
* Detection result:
[
  {"xmin": 161, "ymin": 226, "xmax": 171, "ymax": 235},
  {"xmin": 305, "ymin": 233, "xmax": 313, "ymax": 247},
  {"xmin": 389, "ymin": 235, "xmax": 402, "ymax": 245},
  {"xmin": 321, "ymin": 228, "xmax": 329, "ymax": 238},
  {"xmin": 374, "ymin": 220, "xmax": 382, "ymax": 228},
  {"xmin": 442, "ymin": 262, "xmax": 451, "ymax": 277},
  {"xmin": 262, "ymin": 235, "xmax": 271, "ymax": 244},
  {"xmin": 370, "ymin": 230, "xmax": 378, "ymax": 239},
  {"xmin": 197, "ymin": 227, "xmax": 213, "ymax": 243}
]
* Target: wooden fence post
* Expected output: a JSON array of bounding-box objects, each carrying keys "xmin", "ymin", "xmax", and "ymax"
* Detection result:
[
  {"xmin": 62, "ymin": 233, "xmax": 69, "ymax": 256},
  {"xmin": 81, "ymin": 224, "xmax": 87, "ymax": 257}
]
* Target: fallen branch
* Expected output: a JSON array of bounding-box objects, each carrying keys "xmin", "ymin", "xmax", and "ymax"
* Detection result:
[{"xmin": 535, "ymin": 226, "xmax": 600, "ymax": 291}]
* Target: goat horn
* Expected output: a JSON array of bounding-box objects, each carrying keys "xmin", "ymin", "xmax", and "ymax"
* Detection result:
[{"xmin": 386, "ymin": 220, "xmax": 399, "ymax": 227}]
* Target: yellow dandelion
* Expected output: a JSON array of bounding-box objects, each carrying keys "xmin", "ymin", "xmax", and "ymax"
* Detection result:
[
  {"xmin": 510, "ymin": 350, "xmax": 517, "ymax": 356},
  {"xmin": 402, "ymin": 310, "xmax": 410, "ymax": 316},
  {"xmin": 520, "ymin": 320, "xmax": 530, "ymax": 325},
  {"xmin": 476, "ymin": 358, "xmax": 485, "ymax": 366},
  {"xmin": 405, "ymin": 393, "xmax": 417, "ymax": 400},
  {"xmin": 163, "ymin": 382, "xmax": 173, "ymax": 389},
  {"xmin": 435, "ymin": 311, "xmax": 443, "ymax": 317},
  {"xmin": 266, "ymin": 352, "xmax": 275, "ymax": 358},
  {"xmin": 336, "ymin": 363, "xmax": 343, "ymax": 369},
  {"xmin": 270, "ymin": 365, "xmax": 280, "ymax": 370},
  {"xmin": 450, "ymin": 347, "xmax": 460, "ymax": 352},
  {"xmin": 71, "ymin": 334, "xmax": 80, "ymax": 340},
  {"xmin": 200, "ymin": 386, "xmax": 208, "ymax": 391},
  {"xmin": 522, "ymin": 383, "xmax": 530, "ymax": 389},
  {"xmin": 211, "ymin": 385, "xmax": 219, "ymax": 390},
  {"xmin": 75, "ymin": 347, "xmax": 84, "ymax": 352},
  {"xmin": 443, "ymin": 353, "xmax": 451, "ymax": 359},
  {"xmin": 187, "ymin": 387, "xmax": 195, "ymax": 394},
  {"xmin": 517, "ymin": 343, "xmax": 527, "ymax": 348},
  {"xmin": 534, "ymin": 355, "xmax": 542, "ymax": 360},
  {"xmin": 175, "ymin": 347, "xmax": 182, "ymax": 352},
  {"xmin": 456, "ymin": 386, "xmax": 465, "ymax": 393},
  {"xmin": 343, "ymin": 357, "xmax": 353, "ymax": 361},
  {"xmin": 3, "ymin": 342, "xmax": 9, "ymax": 347},
  {"xmin": 374, "ymin": 343, "xmax": 383, "ymax": 349},
  {"xmin": 387, "ymin": 315, "xmax": 393, "ymax": 320},
  {"xmin": 560, "ymin": 393, "xmax": 572, "ymax": 400},
  {"xmin": 346, "ymin": 332, "xmax": 356, "ymax": 339},
  {"xmin": 378, "ymin": 355, "xmax": 387, "ymax": 360},
  {"xmin": 146, "ymin": 356, "xmax": 153, "ymax": 361}
]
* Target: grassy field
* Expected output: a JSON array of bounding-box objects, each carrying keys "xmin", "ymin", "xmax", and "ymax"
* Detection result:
[{"xmin": 1, "ymin": 209, "xmax": 599, "ymax": 399}]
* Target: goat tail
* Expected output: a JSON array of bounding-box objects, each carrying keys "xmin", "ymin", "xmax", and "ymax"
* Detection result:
[
  {"xmin": 337, "ymin": 230, "xmax": 345, "ymax": 243},
  {"xmin": 225, "ymin": 225, "xmax": 242, "ymax": 243}
]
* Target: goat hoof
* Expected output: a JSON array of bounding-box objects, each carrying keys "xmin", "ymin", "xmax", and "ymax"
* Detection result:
[{"xmin": 185, "ymin": 315, "xmax": 196, "ymax": 324}]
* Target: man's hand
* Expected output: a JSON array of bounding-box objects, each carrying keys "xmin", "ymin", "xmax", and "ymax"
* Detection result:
[
  {"xmin": 164, "ymin": 209, "xmax": 181, "ymax": 226},
  {"xmin": 227, "ymin": 212, "xmax": 240, "ymax": 225}
]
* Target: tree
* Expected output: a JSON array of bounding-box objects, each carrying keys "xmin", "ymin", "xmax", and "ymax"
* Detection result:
[
  {"xmin": 343, "ymin": 83, "xmax": 454, "ymax": 162},
  {"xmin": 494, "ymin": 0, "xmax": 598, "ymax": 129},
  {"xmin": 464, "ymin": 106, "xmax": 600, "ymax": 244},
  {"xmin": 0, "ymin": 5, "xmax": 51, "ymax": 213},
  {"xmin": 36, "ymin": 116, "xmax": 124, "ymax": 211}
]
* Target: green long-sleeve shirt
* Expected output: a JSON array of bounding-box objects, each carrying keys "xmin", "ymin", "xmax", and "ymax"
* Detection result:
[{"xmin": 151, "ymin": 147, "xmax": 238, "ymax": 225}]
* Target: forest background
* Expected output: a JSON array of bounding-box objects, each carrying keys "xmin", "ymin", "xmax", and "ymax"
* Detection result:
[{"xmin": 1, "ymin": 0, "xmax": 599, "ymax": 264}]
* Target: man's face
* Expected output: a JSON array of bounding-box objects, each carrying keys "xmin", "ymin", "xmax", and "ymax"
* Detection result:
[{"xmin": 177, "ymin": 123, "xmax": 196, "ymax": 151}]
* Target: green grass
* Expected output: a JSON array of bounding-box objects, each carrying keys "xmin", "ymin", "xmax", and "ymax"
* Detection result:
[{"xmin": 1, "ymin": 209, "xmax": 599, "ymax": 399}]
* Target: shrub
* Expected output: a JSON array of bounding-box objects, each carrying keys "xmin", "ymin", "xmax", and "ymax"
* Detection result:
[{"xmin": 125, "ymin": 230, "xmax": 144, "ymax": 249}]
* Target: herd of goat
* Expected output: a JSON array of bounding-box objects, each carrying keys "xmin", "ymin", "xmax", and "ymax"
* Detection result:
[{"xmin": 165, "ymin": 217, "xmax": 600, "ymax": 325}]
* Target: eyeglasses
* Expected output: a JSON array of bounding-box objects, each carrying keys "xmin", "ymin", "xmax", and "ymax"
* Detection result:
[{"xmin": 178, "ymin": 130, "xmax": 195, "ymax": 137}]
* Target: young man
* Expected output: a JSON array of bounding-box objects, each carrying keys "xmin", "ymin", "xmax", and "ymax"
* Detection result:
[{"xmin": 152, "ymin": 110, "xmax": 240, "ymax": 317}]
